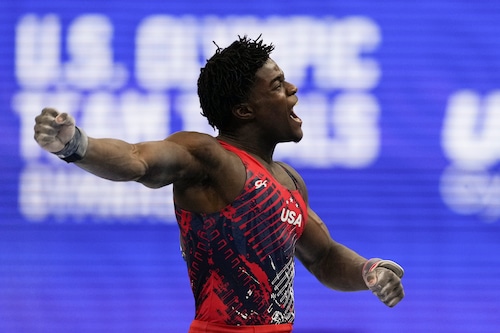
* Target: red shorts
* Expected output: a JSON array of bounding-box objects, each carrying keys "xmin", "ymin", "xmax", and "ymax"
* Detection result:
[{"xmin": 188, "ymin": 320, "xmax": 293, "ymax": 333}]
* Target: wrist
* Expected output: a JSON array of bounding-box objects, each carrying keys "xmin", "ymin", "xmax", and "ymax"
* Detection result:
[
  {"xmin": 53, "ymin": 127, "xmax": 89, "ymax": 163},
  {"xmin": 362, "ymin": 258, "xmax": 404, "ymax": 279},
  {"xmin": 362, "ymin": 258, "xmax": 381, "ymax": 275}
]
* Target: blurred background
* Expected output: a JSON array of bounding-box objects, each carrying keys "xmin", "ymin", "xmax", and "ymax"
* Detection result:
[{"xmin": 1, "ymin": 1, "xmax": 499, "ymax": 332}]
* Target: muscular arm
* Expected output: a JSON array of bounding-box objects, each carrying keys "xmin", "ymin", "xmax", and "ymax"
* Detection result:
[
  {"xmin": 295, "ymin": 208, "xmax": 368, "ymax": 292},
  {"xmin": 280, "ymin": 162, "xmax": 404, "ymax": 305},
  {"xmin": 274, "ymin": 162, "xmax": 367, "ymax": 291},
  {"xmin": 34, "ymin": 108, "xmax": 210, "ymax": 189},
  {"xmin": 76, "ymin": 133, "xmax": 201, "ymax": 188}
]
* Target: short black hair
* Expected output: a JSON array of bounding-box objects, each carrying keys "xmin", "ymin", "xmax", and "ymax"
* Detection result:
[{"xmin": 197, "ymin": 35, "xmax": 275, "ymax": 130}]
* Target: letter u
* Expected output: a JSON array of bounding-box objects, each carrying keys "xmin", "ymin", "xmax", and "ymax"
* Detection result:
[{"xmin": 280, "ymin": 208, "xmax": 289, "ymax": 222}]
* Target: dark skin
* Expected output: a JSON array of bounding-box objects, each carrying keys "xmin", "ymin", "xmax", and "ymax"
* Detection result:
[{"xmin": 34, "ymin": 58, "xmax": 404, "ymax": 304}]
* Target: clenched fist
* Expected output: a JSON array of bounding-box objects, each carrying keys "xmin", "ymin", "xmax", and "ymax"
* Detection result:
[
  {"xmin": 34, "ymin": 108, "xmax": 88, "ymax": 162},
  {"xmin": 34, "ymin": 108, "xmax": 76, "ymax": 153},
  {"xmin": 363, "ymin": 258, "xmax": 405, "ymax": 307}
]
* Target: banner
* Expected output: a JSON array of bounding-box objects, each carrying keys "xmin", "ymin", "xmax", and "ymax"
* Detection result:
[{"xmin": 0, "ymin": 1, "xmax": 499, "ymax": 332}]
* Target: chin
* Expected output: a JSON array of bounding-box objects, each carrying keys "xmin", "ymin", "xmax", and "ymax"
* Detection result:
[
  {"xmin": 277, "ymin": 130, "xmax": 303, "ymax": 144},
  {"xmin": 291, "ymin": 133, "xmax": 303, "ymax": 143},
  {"xmin": 294, "ymin": 130, "xmax": 304, "ymax": 142}
]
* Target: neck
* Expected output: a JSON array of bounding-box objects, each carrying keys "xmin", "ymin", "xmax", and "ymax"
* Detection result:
[{"xmin": 217, "ymin": 132, "xmax": 276, "ymax": 165}]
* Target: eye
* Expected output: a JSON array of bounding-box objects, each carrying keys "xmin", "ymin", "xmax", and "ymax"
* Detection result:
[{"xmin": 274, "ymin": 78, "xmax": 285, "ymax": 90}]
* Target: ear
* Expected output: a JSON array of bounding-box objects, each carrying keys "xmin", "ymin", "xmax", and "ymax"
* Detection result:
[{"xmin": 232, "ymin": 103, "xmax": 255, "ymax": 121}]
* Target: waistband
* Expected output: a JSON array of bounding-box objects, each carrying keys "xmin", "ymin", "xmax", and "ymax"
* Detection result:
[{"xmin": 188, "ymin": 320, "xmax": 293, "ymax": 333}]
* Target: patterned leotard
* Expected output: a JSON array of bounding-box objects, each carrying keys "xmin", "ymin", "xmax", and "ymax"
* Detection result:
[{"xmin": 175, "ymin": 141, "xmax": 307, "ymax": 327}]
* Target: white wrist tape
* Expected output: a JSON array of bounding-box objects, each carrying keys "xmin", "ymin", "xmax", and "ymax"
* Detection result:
[{"xmin": 363, "ymin": 258, "xmax": 404, "ymax": 279}]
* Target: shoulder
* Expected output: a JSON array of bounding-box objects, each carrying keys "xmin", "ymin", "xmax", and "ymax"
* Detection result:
[
  {"xmin": 169, "ymin": 132, "xmax": 247, "ymax": 211},
  {"xmin": 166, "ymin": 131, "xmax": 242, "ymax": 181},
  {"xmin": 166, "ymin": 131, "xmax": 227, "ymax": 163},
  {"xmin": 167, "ymin": 131, "xmax": 219, "ymax": 149}
]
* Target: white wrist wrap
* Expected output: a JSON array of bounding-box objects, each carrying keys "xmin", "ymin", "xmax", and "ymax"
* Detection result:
[{"xmin": 363, "ymin": 258, "xmax": 404, "ymax": 279}]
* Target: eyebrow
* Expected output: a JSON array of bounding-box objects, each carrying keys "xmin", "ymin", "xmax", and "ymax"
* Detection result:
[{"xmin": 269, "ymin": 73, "xmax": 284, "ymax": 87}]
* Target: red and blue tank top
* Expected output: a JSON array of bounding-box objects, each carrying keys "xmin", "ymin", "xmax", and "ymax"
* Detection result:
[{"xmin": 175, "ymin": 140, "xmax": 308, "ymax": 326}]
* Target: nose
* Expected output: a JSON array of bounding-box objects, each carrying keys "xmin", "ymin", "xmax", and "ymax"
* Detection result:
[{"xmin": 286, "ymin": 81, "xmax": 298, "ymax": 96}]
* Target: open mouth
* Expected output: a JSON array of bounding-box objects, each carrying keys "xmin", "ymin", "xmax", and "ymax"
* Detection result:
[{"xmin": 290, "ymin": 110, "xmax": 302, "ymax": 123}]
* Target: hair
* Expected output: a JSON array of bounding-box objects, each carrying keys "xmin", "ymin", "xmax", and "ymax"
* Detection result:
[{"xmin": 197, "ymin": 35, "xmax": 275, "ymax": 130}]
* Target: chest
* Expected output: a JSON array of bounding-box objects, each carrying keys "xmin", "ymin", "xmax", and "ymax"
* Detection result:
[{"xmin": 234, "ymin": 167, "xmax": 306, "ymax": 235}]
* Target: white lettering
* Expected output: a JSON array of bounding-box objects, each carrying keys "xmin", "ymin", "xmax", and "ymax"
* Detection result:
[
  {"xmin": 19, "ymin": 164, "xmax": 175, "ymax": 222},
  {"xmin": 440, "ymin": 90, "xmax": 500, "ymax": 223},
  {"xmin": 64, "ymin": 15, "xmax": 127, "ymax": 90},
  {"xmin": 136, "ymin": 15, "xmax": 199, "ymax": 90},
  {"xmin": 442, "ymin": 90, "xmax": 500, "ymax": 170},
  {"xmin": 316, "ymin": 16, "xmax": 381, "ymax": 90},
  {"xmin": 440, "ymin": 166, "xmax": 500, "ymax": 222},
  {"xmin": 275, "ymin": 92, "xmax": 380, "ymax": 167},
  {"xmin": 175, "ymin": 92, "xmax": 215, "ymax": 134},
  {"xmin": 80, "ymin": 91, "xmax": 170, "ymax": 141},
  {"xmin": 293, "ymin": 213, "xmax": 302, "ymax": 226},
  {"xmin": 255, "ymin": 180, "xmax": 268, "ymax": 189},
  {"xmin": 14, "ymin": 14, "xmax": 382, "ymax": 223},
  {"xmin": 280, "ymin": 208, "xmax": 302, "ymax": 227},
  {"xmin": 15, "ymin": 14, "xmax": 61, "ymax": 89}
]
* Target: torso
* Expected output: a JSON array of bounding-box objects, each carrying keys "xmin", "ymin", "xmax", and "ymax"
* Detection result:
[{"xmin": 174, "ymin": 140, "xmax": 308, "ymax": 325}]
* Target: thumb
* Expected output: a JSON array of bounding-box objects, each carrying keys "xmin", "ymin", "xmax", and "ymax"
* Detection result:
[
  {"xmin": 55, "ymin": 113, "xmax": 75, "ymax": 126},
  {"xmin": 363, "ymin": 270, "xmax": 379, "ymax": 289},
  {"xmin": 362, "ymin": 258, "xmax": 404, "ymax": 289}
]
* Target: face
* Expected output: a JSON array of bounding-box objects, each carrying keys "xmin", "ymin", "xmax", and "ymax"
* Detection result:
[{"xmin": 246, "ymin": 58, "xmax": 303, "ymax": 143}]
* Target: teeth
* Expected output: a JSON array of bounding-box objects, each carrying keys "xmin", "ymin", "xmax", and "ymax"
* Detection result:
[{"xmin": 289, "ymin": 112, "xmax": 301, "ymax": 123}]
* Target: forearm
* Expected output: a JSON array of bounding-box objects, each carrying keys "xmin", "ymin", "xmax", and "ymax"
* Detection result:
[
  {"xmin": 306, "ymin": 242, "xmax": 368, "ymax": 292},
  {"xmin": 297, "ymin": 208, "xmax": 368, "ymax": 291},
  {"xmin": 75, "ymin": 137, "xmax": 148, "ymax": 182},
  {"xmin": 35, "ymin": 109, "xmax": 176, "ymax": 187},
  {"xmin": 297, "ymin": 208, "xmax": 404, "ymax": 305}
]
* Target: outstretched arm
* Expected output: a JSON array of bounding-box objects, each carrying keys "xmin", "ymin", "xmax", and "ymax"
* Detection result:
[
  {"xmin": 295, "ymin": 207, "xmax": 405, "ymax": 307},
  {"xmin": 34, "ymin": 108, "xmax": 203, "ymax": 188},
  {"xmin": 295, "ymin": 208, "xmax": 368, "ymax": 291},
  {"xmin": 276, "ymin": 161, "xmax": 405, "ymax": 307}
]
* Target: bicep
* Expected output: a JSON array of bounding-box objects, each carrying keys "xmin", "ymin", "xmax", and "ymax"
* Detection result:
[
  {"xmin": 134, "ymin": 134, "xmax": 205, "ymax": 188},
  {"xmin": 278, "ymin": 164, "xmax": 362, "ymax": 276},
  {"xmin": 295, "ymin": 207, "xmax": 335, "ymax": 269},
  {"xmin": 296, "ymin": 207, "xmax": 368, "ymax": 290},
  {"xmin": 75, "ymin": 131, "xmax": 210, "ymax": 189}
]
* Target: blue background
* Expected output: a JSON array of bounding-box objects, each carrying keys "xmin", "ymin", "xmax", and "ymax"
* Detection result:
[{"xmin": 1, "ymin": 1, "xmax": 500, "ymax": 332}]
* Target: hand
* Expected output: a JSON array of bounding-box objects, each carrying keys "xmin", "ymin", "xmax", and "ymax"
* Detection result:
[
  {"xmin": 34, "ymin": 108, "xmax": 76, "ymax": 153},
  {"xmin": 363, "ymin": 258, "xmax": 405, "ymax": 307}
]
